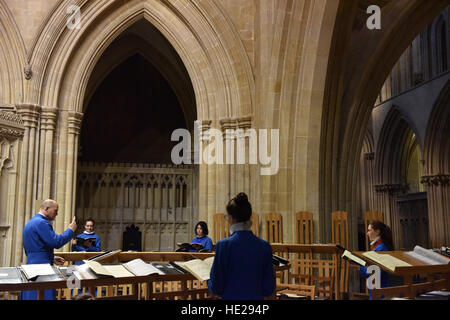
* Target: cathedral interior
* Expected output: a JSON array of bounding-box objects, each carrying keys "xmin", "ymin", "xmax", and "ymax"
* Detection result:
[{"xmin": 0, "ymin": 0, "xmax": 448, "ymax": 299}]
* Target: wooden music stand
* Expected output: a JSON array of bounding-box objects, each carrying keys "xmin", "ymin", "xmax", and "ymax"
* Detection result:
[{"xmin": 353, "ymin": 250, "xmax": 450, "ymax": 292}]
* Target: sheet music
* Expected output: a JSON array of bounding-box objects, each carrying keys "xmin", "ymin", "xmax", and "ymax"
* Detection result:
[
  {"xmin": 83, "ymin": 260, "xmax": 113, "ymax": 277},
  {"xmin": 342, "ymin": 250, "xmax": 366, "ymax": 266},
  {"xmin": 124, "ymin": 259, "xmax": 164, "ymax": 276},
  {"xmin": 74, "ymin": 264, "xmax": 97, "ymax": 280},
  {"xmin": 21, "ymin": 264, "xmax": 56, "ymax": 279},
  {"xmin": 103, "ymin": 265, "xmax": 135, "ymax": 278},
  {"xmin": 363, "ymin": 251, "xmax": 412, "ymax": 271},
  {"xmin": 0, "ymin": 267, "xmax": 24, "ymax": 283},
  {"xmin": 405, "ymin": 245, "xmax": 450, "ymax": 265},
  {"xmin": 178, "ymin": 257, "xmax": 214, "ymax": 281}
]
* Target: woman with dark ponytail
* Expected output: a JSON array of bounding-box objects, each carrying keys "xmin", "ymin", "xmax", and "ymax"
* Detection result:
[
  {"xmin": 208, "ymin": 193, "xmax": 275, "ymax": 299},
  {"xmin": 360, "ymin": 220, "xmax": 394, "ymax": 298}
]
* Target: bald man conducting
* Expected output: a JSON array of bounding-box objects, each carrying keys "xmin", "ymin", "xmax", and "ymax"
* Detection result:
[{"xmin": 21, "ymin": 199, "xmax": 77, "ymax": 300}]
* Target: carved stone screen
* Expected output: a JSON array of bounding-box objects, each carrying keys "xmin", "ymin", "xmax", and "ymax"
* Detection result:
[{"xmin": 75, "ymin": 162, "xmax": 195, "ymax": 252}]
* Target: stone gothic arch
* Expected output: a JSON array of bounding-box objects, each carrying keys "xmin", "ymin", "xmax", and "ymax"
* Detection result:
[
  {"xmin": 429, "ymin": 10, "xmax": 450, "ymax": 75},
  {"xmin": 319, "ymin": 0, "xmax": 447, "ymax": 247},
  {"xmin": 374, "ymin": 106, "xmax": 428, "ymax": 250},
  {"xmin": 0, "ymin": 0, "xmax": 27, "ymax": 105},
  {"xmin": 6, "ymin": 0, "xmax": 256, "ymax": 260},
  {"xmin": 422, "ymin": 81, "xmax": 450, "ymax": 247}
]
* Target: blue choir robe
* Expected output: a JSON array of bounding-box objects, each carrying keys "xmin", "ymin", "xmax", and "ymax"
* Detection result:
[
  {"xmin": 360, "ymin": 241, "xmax": 391, "ymax": 299},
  {"xmin": 72, "ymin": 232, "xmax": 101, "ymax": 265},
  {"xmin": 207, "ymin": 230, "xmax": 275, "ymax": 299},
  {"xmin": 190, "ymin": 235, "xmax": 213, "ymax": 252},
  {"xmin": 21, "ymin": 213, "xmax": 74, "ymax": 300}
]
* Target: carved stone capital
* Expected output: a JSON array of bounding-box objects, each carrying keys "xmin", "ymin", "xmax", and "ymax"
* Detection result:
[
  {"xmin": 68, "ymin": 111, "xmax": 83, "ymax": 135},
  {"xmin": 374, "ymin": 183, "xmax": 407, "ymax": 194},
  {"xmin": 0, "ymin": 110, "xmax": 25, "ymax": 139},
  {"xmin": 420, "ymin": 174, "xmax": 450, "ymax": 186},
  {"xmin": 220, "ymin": 118, "xmax": 236, "ymax": 131},
  {"xmin": 196, "ymin": 120, "xmax": 212, "ymax": 142},
  {"xmin": 220, "ymin": 118, "xmax": 237, "ymax": 140},
  {"xmin": 16, "ymin": 104, "xmax": 41, "ymax": 128},
  {"xmin": 236, "ymin": 115, "xmax": 252, "ymax": 129},
  {"xmin": 40, "ymin": 107, "xmax": 59, "ymax": 131},
  {"xmin": 196, "ymin": 120, "xmax": 212, "ymax": 132}
]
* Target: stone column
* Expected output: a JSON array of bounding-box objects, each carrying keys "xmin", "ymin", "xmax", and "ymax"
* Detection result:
[
  {"xmin": 237, "ymin": 116, "xmax": 252, "ymax": 197},
  {"xmin": 375, "ymin": 183, "xmax": 407, "ymax": 249},
  {"xmin": 220, "ymin": 118, "xmax": 236, "ymax": 201},
  {"xmin": 54, "ymin": 111, "xmax": 82, "ymax": 252},
  {"xmin": 196, "ymin": 120, "xmax": 211, "ymax": 223},
  {"xmin": 37, "ymin": 107, "xmax": 58, "ymax": 200},
  {"xmin": 421, "ymin": 174, "xmax": 450, "ymax": 248},
  {"xmin": 0, "ymin": 110, "xmax": 25, "ymax": 266},
  {"xmin": 15, "ymin": 104, "xmax": 41, "ymax": 264},
  {"xmin": 65, "ymin": 112, "xmax": 83, "ymax": 249}
]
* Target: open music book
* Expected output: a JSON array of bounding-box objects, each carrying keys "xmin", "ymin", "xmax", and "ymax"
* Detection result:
[
  {"xmin": 362, "ymin": 251, "xmax": 412, "ymax": 272},
  {"xmin": 76, "ymin": 236, "xmax": 96, "ymax": 248},
  {"xmin": 342, "ymin": 250, "xmax": 366, "ymax": 267},
  {"xmin": 173, "ymin": 257, "xmax": 215, "ymax": 282},
  {"xmin": 150, "ymin": 262, "xmax": 184, "ymax": 275},
  {"xmin": 20, "ymin": 264, "xmax": 56, "ymax": 281},
  {"xmin": 177, "ymin": 242, "xmax": 204, "ymax": 251},
  {"xmin": 0, "ymin": 267, "xmax": 25, "ymax": 283},
  {"xmin": 82, "ymin": 258, "xmax": 164, "ymax": 278},
  {"xmin": 405, "ymin": 245, "xmax": 450, "ymax": 265},
  {"xmin": 74, "ymin": 264, "xmax": 98, "ymax": 280}
]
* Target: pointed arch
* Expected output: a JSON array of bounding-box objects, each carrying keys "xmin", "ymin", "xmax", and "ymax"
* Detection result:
[
  {"xmin": 0, "ymin": 0, "xmax": 27, "ymax": 105},
  {"xmin": 27, "ymin": 0, "xmax": 254, "ymax": 121}
]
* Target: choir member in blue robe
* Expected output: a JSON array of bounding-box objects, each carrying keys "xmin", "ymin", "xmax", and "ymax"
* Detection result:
[
  {"xmin": 191, "ymin": 221, "xmax": 213, "ymax": 252},
  {"xmin": 71, "ymin": 218, "xmax": 101, "ymax": 265},
  {"xmin": 208, "ymin": 193, "xmax": 275, "ymax": 299},
  {"xmin": 21, "ymin": 199, "xmax": 77, "ymax": 300},
  {"xmin": 359, "ymin": 221, "xmax": 393, "ymax": 299}
]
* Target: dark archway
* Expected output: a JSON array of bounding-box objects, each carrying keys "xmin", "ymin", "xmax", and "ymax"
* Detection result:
[
  {"xmin": 79, "ymin": 53, "xmax": 187, "ymax": 164},
  {"xmin": 75, "ymin": 20, "xmax": 197, "ymax": 251}
]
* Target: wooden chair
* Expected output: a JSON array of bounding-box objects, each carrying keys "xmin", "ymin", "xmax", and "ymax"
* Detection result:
[
  {"xmin": 265, "ymin": 213, "xmax": 283, "ymax": 243},
  {"xmin": 251, "ymin": 212, "xmax": 260, "ymax": 237},
  {"xmin": 295, "ymin": 211, "xmax": 314, "ymax": 245},
  {"xmin": 212, "ymin": 213, "xmax": 229, "ymax": 243},
  {"xmin": 289, "ymin": 212, "xmax": 314, "ymax": 285},
  {"xmin": 276, "ymin": 284, "xmax": 315, "ymax": 300},
  {"xmin": 331, "ymin": 211, "xmax": 349, "ymax": 299},
  {"xmin": 310, "ymin": 259, "xmax": 336, "ymax": 299},
  {"xmin": 289, "ymin": 257, "xmax": 311, "ymax": 285},
  {"xmin": 364, "ymin": 211, "xmax": 383, "ymax": 251},
  {"xmin": 265, "ymin": 213, "xmax": 285, "ymax": 283}
]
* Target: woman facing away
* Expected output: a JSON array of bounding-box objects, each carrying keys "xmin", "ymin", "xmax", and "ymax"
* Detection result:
[
  {"xmin": 359, "ymin": 220, "xmax": 394, "ymax": 298},
  {"xmin": 207, "ymin": 192, "xmax": 275, "ymax": 299}
]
